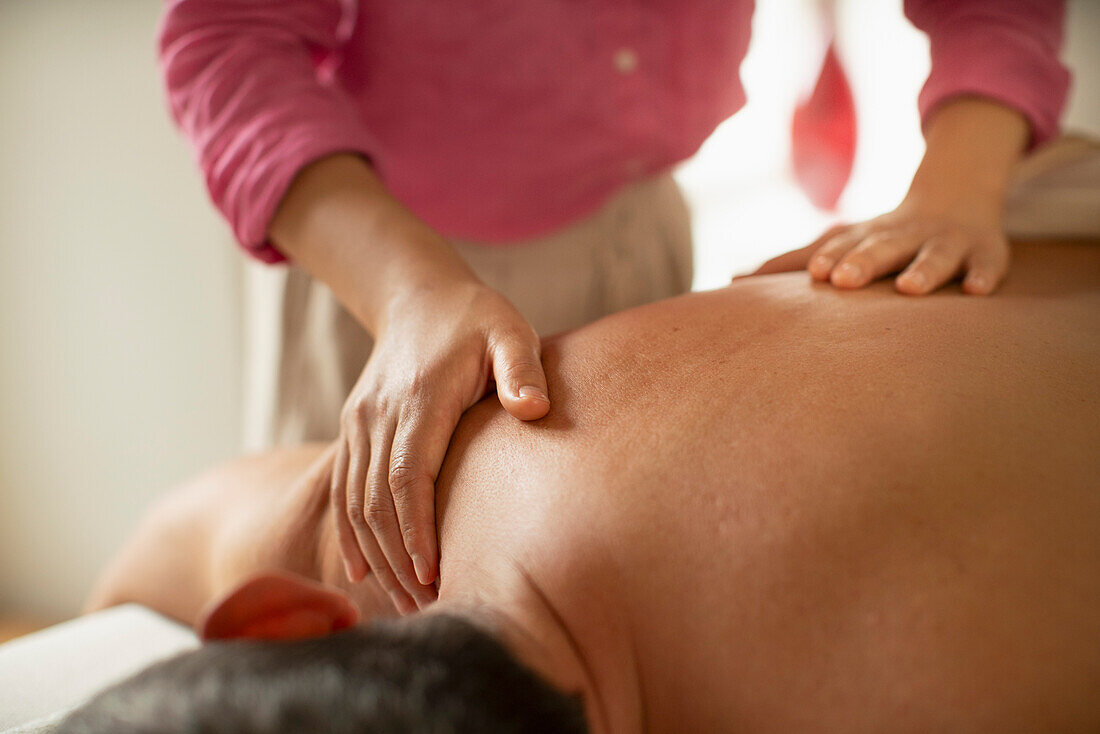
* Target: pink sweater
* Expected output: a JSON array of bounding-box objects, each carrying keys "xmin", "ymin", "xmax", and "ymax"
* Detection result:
[{"xmin": 158, "ymin": 0, "xmax": 1070, "ymax": 264}]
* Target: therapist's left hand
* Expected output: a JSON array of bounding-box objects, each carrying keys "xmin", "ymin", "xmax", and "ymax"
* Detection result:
[
  {"xmin": 797, "ymin": 191, "xmax": 1009, "ymax": 295},
  {"xmin": 751, "ymin": 98, "xmax": 1029, "ymax": 296},
  {"xmin": 753, "ymin": 189, "xmax": 1010, "ymax": 295}
]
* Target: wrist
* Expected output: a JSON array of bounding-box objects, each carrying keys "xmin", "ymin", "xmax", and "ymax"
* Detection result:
[
  {"xmin": 905, "ymin": 97, "xmax": 1027, "ymax": 221},
  {"xmin": 269, "ymin": 153, "xmax": 478, "ymax": 333},
  {"xmin": 345, "ymin": 236, "xmax": 479, "ymax": 337},
  {"xmin": 376, "ymin": 266, "xmax": 486, "ymax": 332},
  {"xmin": 907, "ymin": 146, "xmax": 1013, "ymax": 210}
]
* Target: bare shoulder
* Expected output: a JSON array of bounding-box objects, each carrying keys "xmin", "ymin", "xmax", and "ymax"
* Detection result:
[
  {"xmin": 86, "ymin": 444, "xmax": 333, "ymax": 624},
  {"xmin": 201, "ymin": 444, "xmax": 335, "ymax": 587}
]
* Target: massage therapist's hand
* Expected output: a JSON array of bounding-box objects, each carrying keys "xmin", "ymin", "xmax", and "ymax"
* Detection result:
[
  {"xmin": 799, "ymin": 188, "xmax": 1009, "ymax": 295},
  {"xmin": 755, "ymin": 98, "xmax": 1030, "ymax": 295},
  {"xmin": 333, "ymin": 278, "xmax": 550, "ymax": 613},
  {"xmin": 269, "ymin": 153, "xmax": 550, "ymax": 614}
]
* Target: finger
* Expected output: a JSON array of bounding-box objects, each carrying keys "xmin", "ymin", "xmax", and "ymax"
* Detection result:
[
  {"xmin": 366, "ymin": 422, "xmax": 437, "ymax": 610},
  {"xmin": 742, "ymin": 243, "xmax": 818, "ymax": 278},
  {"xmin": 330, "ymin": 439, "xmax": 367, "ymax": 582},
  {"xmin": 830, "ymin": 230, "xmax": 923, "ymax": 289},
  {"xmin": 809, "ymin": 230, "xmax": 863, "ymax": 281},
  {"xmin": 345, "ymin": 422, "xmax": 417, "ymax": 613},
  {"xmin": 388, "ymin": 401, "xmax": 459, "ymax": 587},
  {"xmin": 895, "ymin": 235, "xmax": 968, "ymax": 295},
  {"xmin": 962, "ymin": 238, "xmax": 1010, "ymax": 295},
  {"xmin": 353, "ymin": 510, "xmax": 419, "ymax": 615},
  {"xmin": 342, "ymin": 420, "xmax": 373, "ymax": 579},
  {"xmin": 491, "ymin": 327, "xmax": 550, "ymax": 421}
]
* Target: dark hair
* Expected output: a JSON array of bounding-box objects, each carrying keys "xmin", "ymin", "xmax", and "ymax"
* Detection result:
[{"xmin": 56, "ymin": 614, "xmax": 589, "ymax": 734}]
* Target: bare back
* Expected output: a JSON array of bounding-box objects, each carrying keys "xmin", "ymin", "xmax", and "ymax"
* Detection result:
[{"xmin": 436, "ymin": 241, "xmax": 1100, "ymax": 732}]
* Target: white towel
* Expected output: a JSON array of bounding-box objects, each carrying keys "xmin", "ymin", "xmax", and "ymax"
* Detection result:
[{"xmin": 0, "ymin": 605, "xmax": 197, "ymax": 733}]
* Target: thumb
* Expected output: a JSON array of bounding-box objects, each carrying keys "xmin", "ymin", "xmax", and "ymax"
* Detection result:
[{"xmin": 491, "ymin": 328, "xmax": 550, "ymax": 421}]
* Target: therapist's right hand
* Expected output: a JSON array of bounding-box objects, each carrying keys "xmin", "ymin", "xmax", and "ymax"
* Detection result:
[{"xmin": 332, "ymin": 276, "xmax": 550, "ymax": 613}]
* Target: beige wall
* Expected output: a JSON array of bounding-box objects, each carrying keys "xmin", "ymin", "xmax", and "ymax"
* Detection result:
[
  {"xmin": 1064, "ymin": 0, "xmax": 1100, "ymax": 133},
  {"xmin": 0, "ymin": 1, "xmax": 243, "ymax": 619}
]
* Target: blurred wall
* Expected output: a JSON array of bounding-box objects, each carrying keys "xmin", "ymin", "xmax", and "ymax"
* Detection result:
[
  {"xmin": 1063, "ymin": 0, "xmax": 1100, "ymax": 133},
  {"xmin": 0, "ymin": 1, "xmax": 242, "ymax": 619}
]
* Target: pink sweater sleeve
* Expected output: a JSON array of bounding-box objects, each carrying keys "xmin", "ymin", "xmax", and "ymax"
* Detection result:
[
  {"xmin": 158, "ymin": 0, "xmax": 375, "ymax": 263},
  {"xmin": 904, "ymin": 0, "xmax": 1071, "ymax": 148}
]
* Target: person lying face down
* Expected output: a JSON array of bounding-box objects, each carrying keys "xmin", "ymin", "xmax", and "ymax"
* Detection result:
[{"xmin": 62, "ymin": 241, "xmax": 1100, "ymax": 734}]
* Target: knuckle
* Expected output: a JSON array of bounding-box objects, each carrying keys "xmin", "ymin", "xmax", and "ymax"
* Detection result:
[
  {"xmin": 345, "ymin": 491, "xmax": 364, "ymax": 513},
  {"xmin": 841, "ymin": 249, "xmax": 871, "ymax": 267},
  {"xmin": 347, "ymin": 504, "xmax": 367, "ymax": 529},
  {"xmin": 502, "ymin": 357, "xmax": 542, "ymax": 380},
  {"xmin": 862, "ymin": 232, "xmax": 898, "ymax": 251},
  {"xmin": 342, "ymin": 400, "xmax": 371, "ymax": 428},
  {"xmin": 933, "ymin": 234, "xmax": 967, "ymax": 254},
  {"xmin": 467, "ymin": 285, "xmax": 500, "ymax": 309},
  {"xmin": 370, "ymin": 392, "xmax": 391, "ymax": 416},
  {"xmin": 364, "ymin": 496, "xmax": 392, "ymax": 530},
  {"xmin": 351, "ymin": 397, "xmax": 372, "ymax": 419},
  {"xmin": 911, "ymin": 259, "xmax": 940, "ymax": 275},
  {"xmin": 496, "ymin": 314, "xmax": 537, "ymax": 341},
  {"xmin": 922, "ymin": 250, "xmax": 960, "ymax": 270},
  {"xmin": 407, "ymin": 369, "xmax": 433, "ymax": 394},
  {"xmin": 388, "ymin": 457, "xmax": 428, "ymax": 497},
  {"xmin": 339, "ymin": 407, "xmax": 355, "ymax": 429}
]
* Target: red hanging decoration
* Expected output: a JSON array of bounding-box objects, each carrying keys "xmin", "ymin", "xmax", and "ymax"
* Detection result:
[{"xmin": 791, "ymin": 41, "xmax": 857, "ymax": 210}]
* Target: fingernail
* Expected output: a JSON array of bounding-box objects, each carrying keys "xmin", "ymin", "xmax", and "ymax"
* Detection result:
[
  {"xmin": 412, "ymin": 554, "xmax": 431, "ymax": 585},
  {"xmin": 835, "ymin": 263, "xmax": 860, "ymax": 283},
  {"xmin": 518, "ymin": 386, "xmax": 549, "ymax": 403}
]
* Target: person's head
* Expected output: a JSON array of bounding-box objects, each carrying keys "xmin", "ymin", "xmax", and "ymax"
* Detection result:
[{"xmin": 56, "ymin": 574, "xmax": 589, "ymax": 734}]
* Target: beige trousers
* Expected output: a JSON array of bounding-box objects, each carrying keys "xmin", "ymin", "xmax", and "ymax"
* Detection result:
[{"xmin": 242, "ymin": 173, "xmax": 693, "ymax": 449}]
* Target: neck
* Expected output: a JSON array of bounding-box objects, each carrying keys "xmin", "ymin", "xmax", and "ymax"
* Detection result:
[{"xmin": 428, "ymin": 559, "xmax": 638, "ymax": 734}]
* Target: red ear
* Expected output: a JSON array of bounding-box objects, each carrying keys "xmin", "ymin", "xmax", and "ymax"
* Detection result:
[{"xmin": 198, "ymin": 571, "xmax": 359, "ymax": 642}]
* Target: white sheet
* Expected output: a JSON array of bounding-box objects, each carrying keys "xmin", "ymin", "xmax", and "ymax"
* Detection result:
[{"xmin": 0, "ymin": 605, "xmax": 197, "ymax": 733}]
